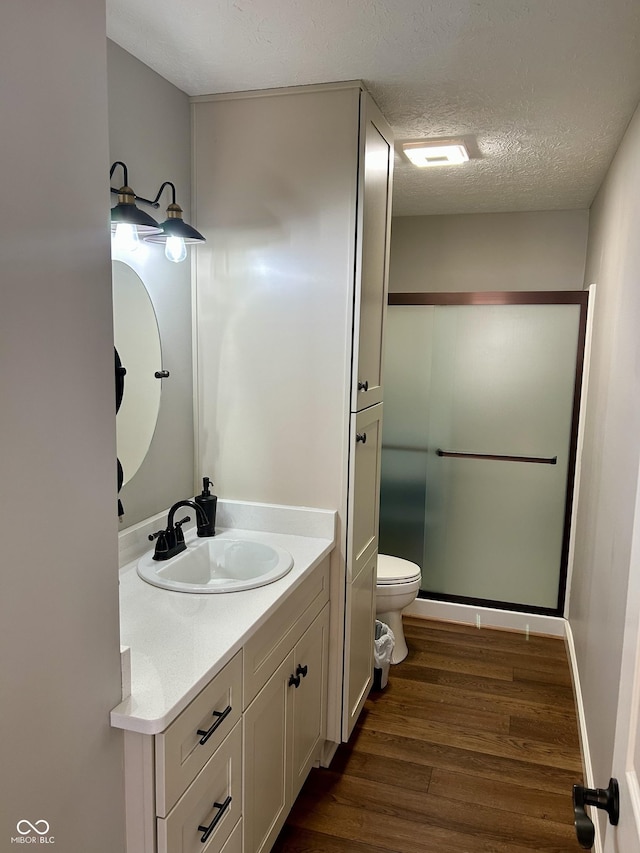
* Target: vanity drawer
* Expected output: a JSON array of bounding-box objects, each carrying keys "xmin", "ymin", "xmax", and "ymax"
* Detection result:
[
  {"xmin": 220, "ymin": 818, "xmax": 242, "ymax": 853},
  {"xmin": 243, "ymin": 558, "xmax": 330, "ymax": 707},
  {"xmin": 156, "ymin": 651, "xmax": 243, "ymax": 817},
  {"xmin": 157, "ymin": 721, "xmax": 242, "ymax": 853}
]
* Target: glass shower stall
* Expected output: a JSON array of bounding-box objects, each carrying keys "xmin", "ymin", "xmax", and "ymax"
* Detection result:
[{"xmin": 379, "ymin": 292, "xmax": 588, "ymax": 615}]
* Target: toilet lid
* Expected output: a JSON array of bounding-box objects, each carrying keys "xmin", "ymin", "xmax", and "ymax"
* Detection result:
[{"xmin": 377, "ymin": 554, "xmax": 421, "ymax": 585}]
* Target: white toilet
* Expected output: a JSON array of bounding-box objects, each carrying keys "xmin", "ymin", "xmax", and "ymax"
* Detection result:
[{"xmin": 376, "ymin": 554, "xmax": 421, "ymax": 664}]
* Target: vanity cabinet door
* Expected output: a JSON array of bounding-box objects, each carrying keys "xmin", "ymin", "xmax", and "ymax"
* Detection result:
[
  {"xmin": 290, "ymin": 605, "xmax": 330, "ymax": 802},
  {"xmin": 342, "ymin": 552, "xmax": 377, "ymax": 740},
  {"xmin": 220, "ymin": 820, "xmax": 242, "ymax": 853},
  {"xmin": 351, "ymin": 94, "xmax": 393, "ymax": 414},
  {"xmin": 243, "ymin": 653, "xmax": 294, "ymax": 853},
  {"xmin": 342, "ymin": 404, "xmax": 382, "ymax": 739},
  {"xmin": 347, "ymin": 404, "xmax": 383, "ymax": 582},
  {"xmin": 243, "ymin": 606, "xmax": 331, "ymax": 852}
]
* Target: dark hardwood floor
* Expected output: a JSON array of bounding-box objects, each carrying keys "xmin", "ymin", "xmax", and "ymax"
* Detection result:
[{"xmin": 273, "ymin": 616, "xmax": 584, "ymax": 853}]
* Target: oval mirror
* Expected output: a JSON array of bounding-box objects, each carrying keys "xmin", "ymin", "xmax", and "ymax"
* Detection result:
[{"xmin": 112, "ymin": 260, "xmax": 162, "ymax": 485}]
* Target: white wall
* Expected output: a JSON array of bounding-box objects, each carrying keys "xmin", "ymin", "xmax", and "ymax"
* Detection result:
[
  {"xmin": 108, "ymin": 40, "xmax": 195, "ymax": 527},
  {"xmin": 569, "ymin": 101, "xmax": 640, "ymax": 808},
  {"xmin": 389, "ymin": 210, "xmax": 589, "ymax": 292},
  {"xmin": 0, "ymin": 3, "xmax": 125, "ymax": 851}
]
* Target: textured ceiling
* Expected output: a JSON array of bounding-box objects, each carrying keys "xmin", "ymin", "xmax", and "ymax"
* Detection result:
[{"xmin": 106, "ymin": 0, "xmax": 640, "ymax": 216}]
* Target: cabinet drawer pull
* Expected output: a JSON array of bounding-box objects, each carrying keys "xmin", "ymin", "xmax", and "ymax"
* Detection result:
[
  {"xmin": 288, "ymin": 673, "xmax": 301, "ymax": 688},
  {"xmin": 197, "ymin": 795, "xmax": 232, "ymax": 843},
  {"xmin": 296, "ymin": 663, "xmax": 308, "ymax": 678},
  {"xmin": 358, "ymin": 380, "xmax": 369, "ymax": 392},
  {"xmin": 356, "ymin": 432, "xmax": 367, "ymax": 444},
  {"xmin": 196, "ymin": 705, "xmax": 232, "ymax": 745}
]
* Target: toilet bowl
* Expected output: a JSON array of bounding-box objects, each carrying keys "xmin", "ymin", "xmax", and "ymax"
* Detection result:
[{"xmin": 376, "ymin": 554, "xmax": 421, "ymax": 664}]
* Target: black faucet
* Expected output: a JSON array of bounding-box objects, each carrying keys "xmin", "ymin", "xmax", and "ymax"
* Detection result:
[{"xmin": 149, "ymin": 500, "xmax": 214, "ymax": 561}]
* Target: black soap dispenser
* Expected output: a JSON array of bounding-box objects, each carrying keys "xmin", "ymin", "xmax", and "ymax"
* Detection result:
[{"xmin": 195, "ymin": 476, "xmax": 217, "ymax": 537}]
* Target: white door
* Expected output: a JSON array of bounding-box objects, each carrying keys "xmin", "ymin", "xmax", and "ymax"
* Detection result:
[
  {"xmin": 342, "ymin": 552, "xmax": 376, "ymax": 739},
  {"xmin": 604, "ymin": 460, "xmax": 640, "ymax": 851},
  {"xmin": 351, "ymin": 95, "xmax": 393, "ymax": 413},
  {"xmin": 347, "ymin": 404, "xmax": 383, "ymax": 581},
  {"xmin": 290, "ymin": 607, "xmax": 329, "ymax": 801},
  {"xmin": 243, "ymin": 654, "xmax": 293, "ymax": 853}
]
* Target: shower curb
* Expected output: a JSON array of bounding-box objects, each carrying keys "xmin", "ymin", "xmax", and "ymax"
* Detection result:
[{"xmin": 404, "ymin": 598, "xmax": 565, "ymax": 637}]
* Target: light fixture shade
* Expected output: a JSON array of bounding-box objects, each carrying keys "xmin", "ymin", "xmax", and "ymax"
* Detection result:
[
  {"xmin": 402, "ymin": 141, "xmax": 470, "ymax": 167},
  {"xmin": 110, "ymin": 185, "xmax": 162, "ymax": 235},
  {"xmin": 146, "ymin": 218, "xmax": 206, "ymax": 244},
  {"xmin": 145, "ymin": 203, "xmax": 206, "ymax": 245}
]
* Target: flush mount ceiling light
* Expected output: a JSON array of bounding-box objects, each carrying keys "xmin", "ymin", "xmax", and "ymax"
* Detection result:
[
  {"xmin": 402, "ymin": 140, "xmax": 470, "ymax": 167},
  {"xmin": 109, "ymin": 164, "xmax": 206, "ymax": 262}
]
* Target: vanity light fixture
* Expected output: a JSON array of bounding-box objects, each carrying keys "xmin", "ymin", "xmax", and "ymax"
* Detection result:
[
  {"xmin": 144, "ymin": 181, "xmax": 206, "ymax": 263},
  {"xmin": 402, "ymin": 140, "xmax": 470, "ymax": 167},
  {"xmin": 109, "ymin": 165, "xmax": 205, "ymax": 262},
  {"xmin": 109, "ymin": 161, "xmax": 162, "ymax": 253}
]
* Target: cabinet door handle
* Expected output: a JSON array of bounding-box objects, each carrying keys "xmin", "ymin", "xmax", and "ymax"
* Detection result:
[
  {"xmin": 296, "ymin": 663, "xmax": 308, "ymax": 678},
  {"xmin": 358, "ymin": 380, "xmax": 369, "ymax": 392},
  {"xmin": 197, "ymin": 795, "xmax": 232, "ymax": 843},
  {"xmin": 356, "ymin": 432, "xmax": 367, "ymax": 444},
  {"xmin": 288, "ymin": 673, "xmax": 301, "ymax": 688},
  {"xmin": 196, "ymin": 704, "xmax": 232, "ymax": 745}
]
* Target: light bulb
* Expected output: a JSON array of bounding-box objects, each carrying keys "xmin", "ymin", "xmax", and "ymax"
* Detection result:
[
  {"xmin": 112, "ymin": 222, "xmax": 140, "ymax": 253},
  {"xmin": 165, "ymin": 235, "xmax": 187, "ymax": 263}
]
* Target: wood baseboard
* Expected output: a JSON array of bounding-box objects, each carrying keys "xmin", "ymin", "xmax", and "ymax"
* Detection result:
[{"xmin": 564, "ymin": 620, "xmax": 603, "ymax": 853}]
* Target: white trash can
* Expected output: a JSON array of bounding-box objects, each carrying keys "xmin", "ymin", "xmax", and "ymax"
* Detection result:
[{"xmin": 373, "ymin": 620, "xmax": 395, "ymax": 690}]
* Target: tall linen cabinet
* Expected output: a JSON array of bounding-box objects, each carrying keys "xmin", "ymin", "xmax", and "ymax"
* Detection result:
[{"xmin": 192, "ymin": 82, "xmax": 393, "ymax": 743}]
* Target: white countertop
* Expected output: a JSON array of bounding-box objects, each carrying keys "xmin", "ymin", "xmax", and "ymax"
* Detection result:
[{"xmin": 111, "ymin": 502, "xmax": 335, "ymax": 735}]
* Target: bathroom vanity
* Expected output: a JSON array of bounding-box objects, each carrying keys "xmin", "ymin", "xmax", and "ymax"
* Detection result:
[
  {"xmin": 112, "ymin": 503, "xmax": 335, "ymax": 853},
  {"xmin": 111, "ymin": 79, "xmax": 393, "ymax": 853}
]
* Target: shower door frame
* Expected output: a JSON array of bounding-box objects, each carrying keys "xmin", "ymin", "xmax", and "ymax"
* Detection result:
[{"xmin": 387, "ymin": 290, "xmax": 589, "ymax": 617}]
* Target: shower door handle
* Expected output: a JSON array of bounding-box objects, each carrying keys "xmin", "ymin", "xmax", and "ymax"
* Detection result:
[{"xmin": 436, "ymin": 449, "xmax": 557, "ymax": 465}]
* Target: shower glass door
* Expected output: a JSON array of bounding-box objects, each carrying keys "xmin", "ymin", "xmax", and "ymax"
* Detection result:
[{"xmin": 379, "ymin": 295, "xmax": 587, "ymax": 614}]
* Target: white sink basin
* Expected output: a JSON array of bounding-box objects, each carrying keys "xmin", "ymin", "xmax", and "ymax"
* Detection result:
[{"xmin": 137, "ymin": 536, "xmax": 294, "ymax": 593}]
